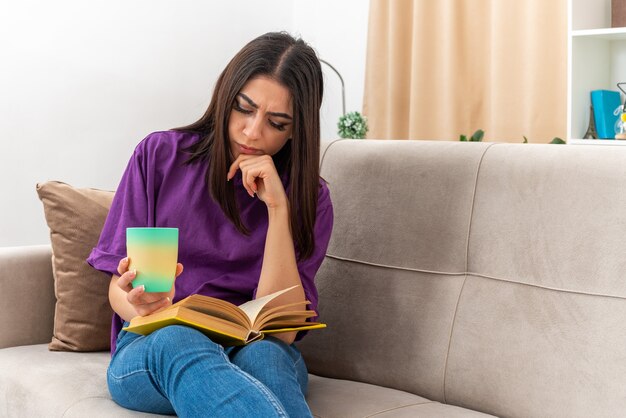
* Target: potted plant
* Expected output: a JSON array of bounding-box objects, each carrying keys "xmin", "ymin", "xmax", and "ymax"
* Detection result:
[{"xmin": 338, "ymin": 111, "xmax": 369, "ymax": 139}]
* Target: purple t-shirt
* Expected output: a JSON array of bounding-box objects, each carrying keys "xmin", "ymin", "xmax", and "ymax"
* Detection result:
[{"xmin": 86, "ymin": 130, "xmax": 333, "ymax": 355}]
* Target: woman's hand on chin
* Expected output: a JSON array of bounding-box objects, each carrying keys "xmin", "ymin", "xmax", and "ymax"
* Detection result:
[{"xmin": 227, "ymin": 154, "xmax": 288, "ymax": 209}]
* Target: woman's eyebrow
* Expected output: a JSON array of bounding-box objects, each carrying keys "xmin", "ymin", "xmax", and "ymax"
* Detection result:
[{"xmin": 237, "ymin": 93, "xmax": 292, "ymax": 120}]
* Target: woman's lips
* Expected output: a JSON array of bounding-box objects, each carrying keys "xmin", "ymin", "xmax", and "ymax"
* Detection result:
[{"xmin": 238, "ymin": 143, "xmax": 263, "ymax": 155}]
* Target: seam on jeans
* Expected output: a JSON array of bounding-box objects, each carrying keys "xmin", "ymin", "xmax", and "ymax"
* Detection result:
[
  {"xmin": 61, "ymin": 396, "xmax": 112, "ymax": 417},
  {"xmin": 220, "ymin": 349, "xmax": 289, "ymax": 417},
  {"xmin": 232, "ymin": 368, "xmax": 289, "ymax": 417},
  {"xmin": 294, "ymin": 352, "xmax": 304, "ymax": 368},
  {"xmin": 364, "ymin": 400, "xmax": 435, "ymax": 417},
  {"xmin": 109, "ymin": 368, "xmax": 151, "ymax": 380}
]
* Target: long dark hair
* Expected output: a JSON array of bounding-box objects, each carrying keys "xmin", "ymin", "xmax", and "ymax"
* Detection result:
[{"xmin": 174, "ymin": 32, "xmax": 323, "ymax": 260}]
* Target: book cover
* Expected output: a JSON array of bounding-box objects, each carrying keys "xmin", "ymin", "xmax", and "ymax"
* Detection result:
[{"xmin": 591, "ymin": 90, "xmax": 621, "ymax": 139}]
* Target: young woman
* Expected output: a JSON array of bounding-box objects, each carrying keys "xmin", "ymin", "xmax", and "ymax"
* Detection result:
[{"xmin": 87, "ymin": 32, "xmax": 333, "ymax": 417}]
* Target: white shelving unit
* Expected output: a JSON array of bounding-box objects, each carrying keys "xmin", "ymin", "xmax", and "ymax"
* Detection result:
[{"xmin": 568, "ymin": 0, "xmax": 626, "ymax": 145}]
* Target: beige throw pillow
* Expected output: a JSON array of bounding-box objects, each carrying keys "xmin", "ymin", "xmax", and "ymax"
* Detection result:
[{"xmin": 36, "ymin": 181, "xmax": 114, "ymax": 351}]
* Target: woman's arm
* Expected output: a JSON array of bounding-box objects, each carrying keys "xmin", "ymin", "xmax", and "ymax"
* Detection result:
[
  {"xmin": 255, "ymin": 204, "xmax": 305, "ymax": 344},
  {"xmin": 228, "ymin": 154, "xmax": 306, "ymax": 344}
]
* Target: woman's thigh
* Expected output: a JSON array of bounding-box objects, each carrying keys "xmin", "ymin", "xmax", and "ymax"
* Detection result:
[
  {"xmin": 107, "ymin": 329, "xmax": 177, "ymax": 415},
  {"xmin": 108, "ymin": 326, "xmax": 288, "ymax": 417}
]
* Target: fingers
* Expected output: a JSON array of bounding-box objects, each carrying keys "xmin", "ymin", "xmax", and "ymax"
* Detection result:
[
  {"xmin": 243, "ymin": 174, "xmax": 257, "ymax": 198},
  {"xmin": 245, "ymin": 172, "xmax": 258, "ymax": 196},
  {"xmin": 241, "ymin": 157, "xmax": 266, "ymax": 197},
  {"xmin": 228, "ymin": 155, "xmax": 272, "ymax": 197},
  {"xmin": 117, "ymin": 257, "xmax": 130, "ymax": 276},
  {"xmin": 127, "ymin": 286, "xmax": 172, "ymax": 316},
  {"xmin": 117, "ymin": 257, "xmax": 179, "ymax": 316},
  {"xmin": 228, "ymin": 157, "xmax": 254, "ymax": 197},
  {"xmin": 226, "ymin": 154, "xmax": 253, "ymax": 181},
  {"xmin": 116, "ymin": 268, "xmax": 136, "ymax": 293},
  {"xmin": 133, "ymin": 296, "xmax": 172, "ymax": 317},
  {"xmin": 118, "ymin": 261, "xmax": 182, "ymax": 293},
  {"xmin": 226, "ymin": 162, "xmax": 238, "ymax": 182}
]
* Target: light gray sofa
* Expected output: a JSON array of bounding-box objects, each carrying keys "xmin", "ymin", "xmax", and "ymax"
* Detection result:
[{"xmin": 2, "ymin": 139, "xmax": 626, "ymax": 417}]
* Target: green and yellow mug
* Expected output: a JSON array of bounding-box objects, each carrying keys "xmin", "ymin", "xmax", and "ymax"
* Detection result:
[{"xmin": 126, "ymin": 227, "xmax": 179, "ymax": 292}]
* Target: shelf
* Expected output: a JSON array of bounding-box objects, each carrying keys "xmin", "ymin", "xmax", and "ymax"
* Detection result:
[
  {"xmin": 568, "ymin": 1, "xmax": 626, "ymax": 142},
  {"xmin": 572, "ymin": 27, "xmax": 626, "ymax": 40},
  {"xmin": 568, "ymin": 138, "xmax": 626, "ymax": 145}
]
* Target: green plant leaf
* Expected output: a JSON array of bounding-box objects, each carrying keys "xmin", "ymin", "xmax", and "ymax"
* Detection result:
[
  {"xmin": 470, "ymin": 129, "xmax": 484, "ymax": 142},
  {"xmin": 550, "ymin": 137, "xmax": 566, "ymax": 144},
  {"xmin": 523, "ymin": 136, "xmax": 528, "ymax": 143},
  {"xmin": 460, "ymin": 135, "xmax": 467, "ymax": 142}
]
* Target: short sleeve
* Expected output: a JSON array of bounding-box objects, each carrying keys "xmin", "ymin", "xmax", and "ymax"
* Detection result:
[
  {"xmin": 86, "ymin": 140, "xmax": 154, "ymax": 278},
  {"xmin": 294, "ymin": 180, "xmax": 334, "ymax": 341}
]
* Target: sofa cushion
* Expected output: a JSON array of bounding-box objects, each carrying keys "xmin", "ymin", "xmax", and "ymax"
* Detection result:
[
  {"xmin": 0, "ymin": 344, "xmax": 491, "ymax": 418},
  {"xmin": 36, "ymin": 181, "xmax": 114, "ymax": 351},
  {"xmin": 317, "ymin": 139, "xmax": 491, "ymax": 273},
  {"xmin": 0, "ymin": 344, "xmax": 166, "ymax": 417},
  {"xmin": 307, "ymin": 375, "xmax": 496, "ymax": 418},
  {"xmin": 0, "ymin": 245, "xmax": 56, "ymax": 349},
  {"xmin": 445, "ymin": 144, "xmax": 626, "ymax": 416},
  {"xmin": 299, "ymin": 140, "xmax": 493, "ymax": 402}
]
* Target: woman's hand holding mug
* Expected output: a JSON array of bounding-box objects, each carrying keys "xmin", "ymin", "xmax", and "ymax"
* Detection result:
[{"xmin": 116, "ymin": 257, "xmax": 183, "ymax": 317}]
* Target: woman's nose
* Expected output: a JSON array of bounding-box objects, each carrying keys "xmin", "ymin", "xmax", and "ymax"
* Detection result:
[{"xmin": 243, "ymin": 114, "xmax": 263, "ymax": 140}]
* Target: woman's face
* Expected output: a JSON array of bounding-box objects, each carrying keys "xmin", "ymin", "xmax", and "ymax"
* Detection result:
[{"xmin": 228, "ymin": 76, "xmax": 293, "ymax": 159}]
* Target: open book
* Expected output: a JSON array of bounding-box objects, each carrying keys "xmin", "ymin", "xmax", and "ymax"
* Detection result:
[{"xmin": 122, "ymin": 285, "xmax": 326, "ymax": 345}]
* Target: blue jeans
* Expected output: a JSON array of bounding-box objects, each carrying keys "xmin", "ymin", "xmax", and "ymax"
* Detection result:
[{"xmin": 107, "ymin": 323, "xmax": 312, "ymax": 417}]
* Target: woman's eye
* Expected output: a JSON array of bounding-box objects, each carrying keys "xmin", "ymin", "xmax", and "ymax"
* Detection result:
[
  {"xmin": 234, "ymin": 102, "xmax": 253, "ymax": 114},
  {"xmin": 269, "ymin": 120, "xmax": 286, "ymax": 131}
]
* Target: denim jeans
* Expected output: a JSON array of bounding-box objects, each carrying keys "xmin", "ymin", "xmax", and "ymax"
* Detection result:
[{"xmin": 107, "ymin": 323, "xmax": 312, "ymax": 417}]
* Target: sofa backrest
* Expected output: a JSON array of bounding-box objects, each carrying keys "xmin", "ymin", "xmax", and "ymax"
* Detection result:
[{"xmin": 298, "ymin": 139, "xmax": 626, "ymax": 418}]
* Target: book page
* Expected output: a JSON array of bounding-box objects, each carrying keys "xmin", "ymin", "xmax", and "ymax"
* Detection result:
[
  {"xmin": 255, "ymin": 310, "xmax": 316, "ymax": 330},
  {"xmin": 179, "ymin": 296, "xmax": 250, "ymax": 328},
  {"xmin": 254, "ymin": 301, "xmax": 311, "ymax": 328},
  {"xmin": 238, "ymin": 285, "xmax": 300, "ymax": 325}
]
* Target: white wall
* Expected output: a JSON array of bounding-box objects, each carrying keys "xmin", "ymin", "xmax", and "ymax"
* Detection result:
[
  {"xmin": 0, "ymin": 0, "xmax": 370, "ymax": 247},
  {"xmin": 293, "ymin": 1, "xmax": 371, "ymax": 140}
]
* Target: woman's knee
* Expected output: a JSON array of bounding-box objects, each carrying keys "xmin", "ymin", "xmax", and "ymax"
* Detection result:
[
  {"xmin": 153, "ymin": 324, "xmax": 203, "ymax": 338},
  {"xmin": 230, "ymin": 337, "xmax": 309, "ymax": 398},
  {"xmin": 232, "ymin": 337, "xmax": 297, "ymax": 369},
  {"xmin": 149, "ymin": 325, "xmax": 222, "ymax": 357}
]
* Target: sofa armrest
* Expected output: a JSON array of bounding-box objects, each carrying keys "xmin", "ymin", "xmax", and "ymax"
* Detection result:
[{"xmin": 0, "ymin": 245, "xmax": 56, "ymax": 349}]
